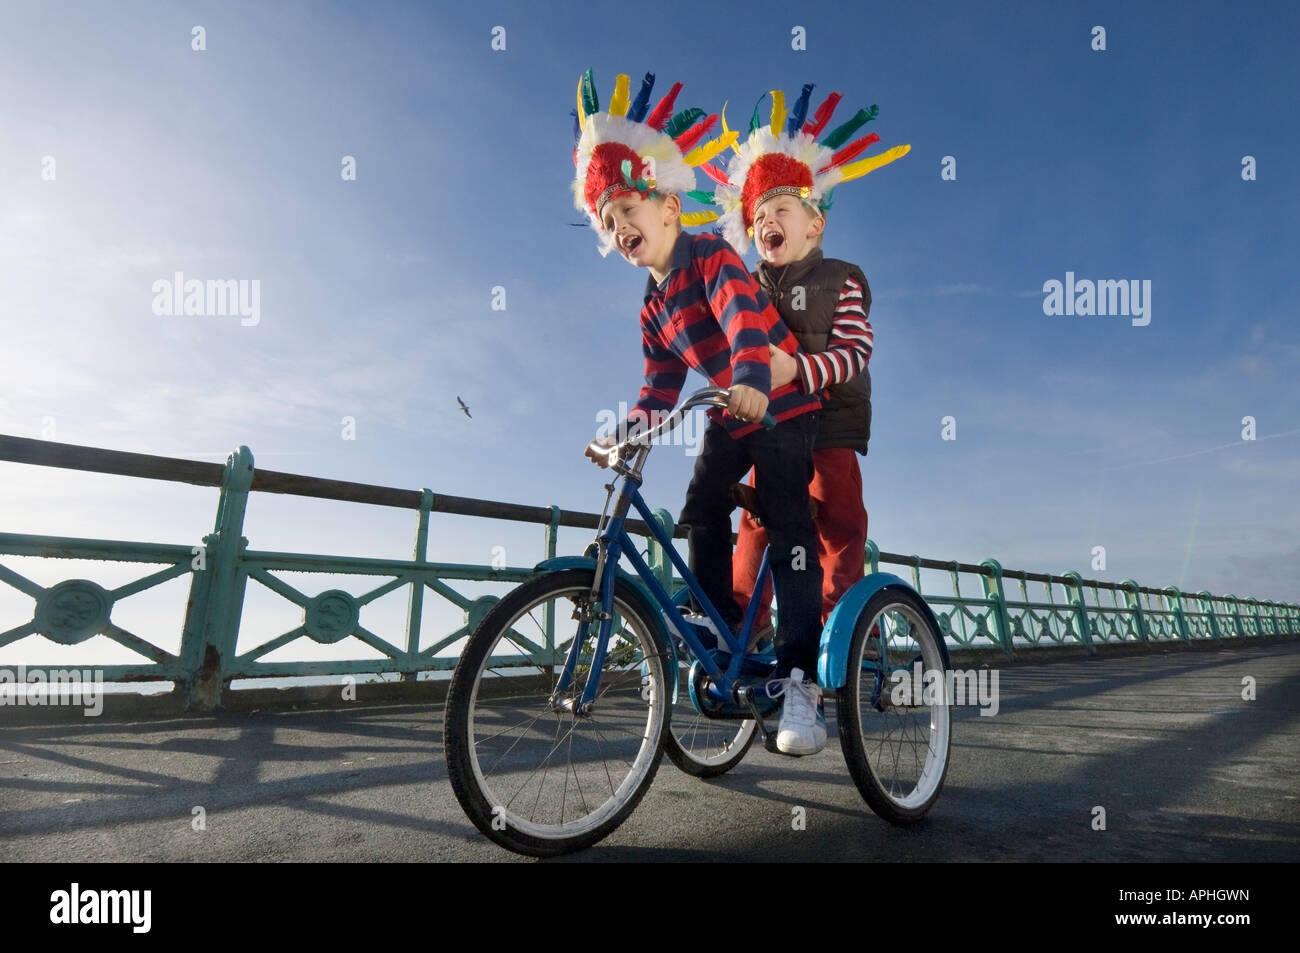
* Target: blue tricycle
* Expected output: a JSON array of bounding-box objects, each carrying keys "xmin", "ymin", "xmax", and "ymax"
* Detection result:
[{"xmin": 444, "ymin": 387, "xmax": 952, "ymax": 857}]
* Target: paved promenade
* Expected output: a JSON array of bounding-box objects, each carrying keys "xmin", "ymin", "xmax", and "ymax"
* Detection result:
[{"xmin": 2, "ymin": 642, "xmax": 1297, "ymax": 862}]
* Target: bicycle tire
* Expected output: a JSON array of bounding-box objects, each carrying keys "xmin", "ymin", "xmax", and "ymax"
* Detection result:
[
  {"xmin": 444, "ymin": 569, "xmax": 670, "ymax": 856},
  {"xmin": 837, "ymin": 586, "xmax": 952, "ymax": 824}
]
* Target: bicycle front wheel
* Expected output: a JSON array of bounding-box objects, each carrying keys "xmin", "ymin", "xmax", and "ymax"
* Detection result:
[
  {"xmin": 837, "ymin": 587, "xmax": 952, "ymax": 824},
  {"xmin": 443, "ymin": 569, "xmax": 670, "ymax": 857}
]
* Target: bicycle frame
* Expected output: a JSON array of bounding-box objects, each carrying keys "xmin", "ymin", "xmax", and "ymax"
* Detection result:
[{"xmin": 550, "ymin": 393, "xmax": 774, "ymax": 715}]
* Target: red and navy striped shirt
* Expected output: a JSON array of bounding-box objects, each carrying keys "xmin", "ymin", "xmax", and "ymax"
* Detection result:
[
  {"xmin": 627, "ymin": 231, "xmax": 822, "ymax": 439},
  {"xmin": 794, "ymin": 276, "xmax": 873, "ymax": 393}
]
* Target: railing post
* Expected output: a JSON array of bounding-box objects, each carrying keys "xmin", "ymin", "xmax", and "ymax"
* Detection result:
[
  {"xmin": 1121, "ymin": 580, "xmax": 1148, "ymax": 643},
  {"xmin": 864, "ymin": 538, "xmax": 879, "ymax": 576},
  {"xmin": 1017, "ymin": 571, "xmax": 1034, "ymax": 643},
  {"xmin": 648, "ymin": 507, "xmax": 677, "ymax": 594},
  {"xmin": 402, "ymin": 488, "xmax": 434, "ymax": 680},
  {"xmin": 186, "ymin": 446, "xmax": 253, "ymax": 710},
  {"xmin": 543, "ymin": 504, "xmax": 562, "ymax": 562},
  {"xmin": 1061, "ymin": 571, "xmax": 1095, "ymax": 653},
  {"xmin": 542, "ymin": 505, "xmax": 562, "ymax": 670},
  {"xmin": 946, "ymin": 561, "xmax": 965, "ymax": 643},
  {"xmin": 1224, "ymin": 593, "xmax": 1244, "ymax": 637},
  {"xmin": 979, "ymin": 558, "xmax": 1014, "ymax": 658},
  {"xmin": 1164, "ymin": 586, "xmax": 1191, "ymax": 642},
  {"xmin": 1247, "ymin": 597, "xmax": 1265, "ymax": 637},
  {"xmin": 1196, "ymin": 590, "xmax": 1222, "ymax": 641}
]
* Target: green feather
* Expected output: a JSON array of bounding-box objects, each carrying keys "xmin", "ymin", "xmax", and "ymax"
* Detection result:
[
  {"xmin": 748, "ymin": 93, "xmax": 768, "ymax": 135},
  {"xmin": 687, "ymin": 189, "xmax": 718, "ymax": 206},
  {"xmin": 581, "ymin": 69, "xmax": 599, "ymax": 116},
  {"xmin": 820, "ymin": 104, "xmax": 878, "ymax": 150},
  {"xmin": 619, "ymin": 159, "xmax": 653, "ymax": 193},
  {"xmin": 665, "ymin": 107, "xmax": 705, "ymax": 140}
]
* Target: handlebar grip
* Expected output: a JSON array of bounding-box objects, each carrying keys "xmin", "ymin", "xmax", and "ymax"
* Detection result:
[{"xmin": 761, "ymin": 413, "xmax": 777, "ymax": 429}]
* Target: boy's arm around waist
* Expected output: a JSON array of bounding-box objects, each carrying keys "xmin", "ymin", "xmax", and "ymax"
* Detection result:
[{"xmin": 794, "ymin": 273, "xmax": 873, "ymax": 393}]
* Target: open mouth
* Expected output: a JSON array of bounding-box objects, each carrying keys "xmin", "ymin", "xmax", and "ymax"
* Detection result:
[
  {"xmin": 623, "ymin": 235, "xmax": 643, "ymax": 254},
  {"xmin": 762, "ymin": 231, "xmax": 785, "ymax": 251}
]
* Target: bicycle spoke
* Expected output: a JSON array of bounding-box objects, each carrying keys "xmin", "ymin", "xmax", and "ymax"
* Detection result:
[{"xmin": 505, "ymin": 714, "xmax": 569, "ymax": 814}]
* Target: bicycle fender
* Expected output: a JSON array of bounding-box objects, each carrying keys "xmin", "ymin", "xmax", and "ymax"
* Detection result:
[
  {"xmin": 817, "ymin": 573, "xmax": 951, "ymax": 689},
  {"xmin": 533, "ymin": 556, "xmax": 680, "ymax": 695}
]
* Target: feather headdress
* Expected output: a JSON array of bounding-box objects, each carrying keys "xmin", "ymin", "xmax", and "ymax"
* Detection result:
[
  {"xmin": 708, "ymin": 84, "xmax": 910, "ymax": 253},
  {"xmin": 572, "ymin": 69, "xmax": 736, "ymax": 255}
]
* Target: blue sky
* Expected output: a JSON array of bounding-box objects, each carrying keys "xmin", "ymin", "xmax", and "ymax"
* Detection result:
[{"xmin": 2, "ymin": 0, "xmax": 1297, "ymax": 668}]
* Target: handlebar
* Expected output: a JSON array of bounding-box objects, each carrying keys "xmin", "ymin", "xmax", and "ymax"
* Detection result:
[{"xmin": 586, "ymin": 387, "xmax": 777, "ymax": 465}]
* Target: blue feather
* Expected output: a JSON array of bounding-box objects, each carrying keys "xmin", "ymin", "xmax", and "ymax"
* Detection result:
[
  {"xmin": 570, "ymin": 109, "xmax": 580, "ymax": 146},
  {"xmin": 627, "ymin": 73, "xmax": 655, "ymax": 123},
  {"xmin": 786, "ymin": 84, "xmax": 814, "ymax": 136}
]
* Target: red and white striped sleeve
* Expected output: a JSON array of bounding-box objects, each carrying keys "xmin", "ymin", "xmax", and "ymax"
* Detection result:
[{"xmin": 795, "ymin": 276, "xmax": 873, "ymax": 393}]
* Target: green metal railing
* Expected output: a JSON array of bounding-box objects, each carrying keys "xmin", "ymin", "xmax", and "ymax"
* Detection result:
[{"xmin": 1, "ymin": 435, "xmax": 1297, "ymax": 710}]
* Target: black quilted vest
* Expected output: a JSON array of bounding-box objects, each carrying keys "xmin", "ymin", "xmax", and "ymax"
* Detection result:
[{"xmin": 755, "ymin": 248, "xmax": 872, "ymax": 454}]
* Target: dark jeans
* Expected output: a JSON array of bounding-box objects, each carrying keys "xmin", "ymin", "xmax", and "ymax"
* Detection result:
[{"xmin": 678, "ymin": 412, "xmax": 822, "ymax": 680}]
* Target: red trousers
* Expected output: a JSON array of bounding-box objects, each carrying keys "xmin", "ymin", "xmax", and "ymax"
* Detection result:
[{"xmin": 732, "ymin": 447, "xmax": 867, "ymax": 629}]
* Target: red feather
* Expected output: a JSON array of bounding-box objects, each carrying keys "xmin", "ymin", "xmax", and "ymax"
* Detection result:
[
  {"xmin": 817, "ymin": 133, "xmax": 881, "ymax": 172},
  {"xmin": 802, "ymin": 92, "xmax": 842, "ymax": 139},
  {"xmin": 646, "ymin": 82, "xmax": 684, "ymax": 130},
  {"xmin": 698, "ymin": 162, "xmax": 730, "ymax": 186},
  {"xmin": 673, "ymin": 114, "xmax": 718, "ymax": 154}
]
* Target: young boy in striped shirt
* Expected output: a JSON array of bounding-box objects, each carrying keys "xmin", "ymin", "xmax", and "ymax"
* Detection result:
[{"xmin": 574, "ymin": 71, "xmax": 828, "ymax": 755}]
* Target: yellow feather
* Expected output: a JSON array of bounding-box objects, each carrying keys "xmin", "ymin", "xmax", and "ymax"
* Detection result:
[
  {"xmin": 609, "ymin": 74, "xmax": 630, "ymax": 117},
  {"xmin": 684, "ymin": 131, "xmax": 739, "ymax": 167},
  {"xmin": 679, "ymin": 211, "xmax": 720, "ymax": 226},
  {"xmin": 769, "ymin": 90, "xmax": 786, "ymax": 136},
  {"xmin": 836, "ymin": 144, "xmax": 912, "ymax": 183},
  {"xmin": 576, "ymin": 76, "xmax": 585, "ymax": 131},
  {"xmin": 719, "ymin": 103, "xmax": 741, "ymax": 154}
]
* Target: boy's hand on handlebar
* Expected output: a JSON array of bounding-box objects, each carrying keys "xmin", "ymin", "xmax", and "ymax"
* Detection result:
[
  {"xmin": 727, "ymin": 384, "xmax": 769, "ymax": 424},
  {"xmin": 768, "ymin": 345, "xmax": 799, "ymax": 389},
  {"xmin": 585, "ymin": 435, "xmax": 617, "ymax": 468}
]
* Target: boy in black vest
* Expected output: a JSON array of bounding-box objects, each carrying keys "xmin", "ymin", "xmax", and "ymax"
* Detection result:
[{"xmin": 711, "ymin": 84, "xmax": 909, "ymax": 753}]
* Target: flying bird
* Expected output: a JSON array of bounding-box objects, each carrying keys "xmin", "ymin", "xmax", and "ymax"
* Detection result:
[{"xmin": 457, "ymin": 396, "xmax": 472, "ymax": 419}]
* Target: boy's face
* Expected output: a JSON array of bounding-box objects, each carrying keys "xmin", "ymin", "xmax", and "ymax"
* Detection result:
[
  {"xmin": 600, "ymin": 191, "xmax": 681, "ymax": 277},
  {"xmin": 752, "ymin": 194, "xmax": 825, "ymax": 268}
]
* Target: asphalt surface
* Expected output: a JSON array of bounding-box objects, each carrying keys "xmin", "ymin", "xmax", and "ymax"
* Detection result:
[{"xmin": 2, "ymin": 642, "xmax": 1297, "ymax": 862}]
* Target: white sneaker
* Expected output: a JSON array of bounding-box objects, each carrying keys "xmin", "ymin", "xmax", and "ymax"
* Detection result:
[{"xmin": 769, "ymin": 668, "xmax": 827, "ymax": 756}]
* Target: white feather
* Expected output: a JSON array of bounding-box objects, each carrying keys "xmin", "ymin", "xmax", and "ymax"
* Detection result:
[
  {"xmin": 572, "ymin": 112, "xmax": 696, "ymax": 252},
  {"xmin": 714, "ymin": 128, "xmax": 837, "ymax": 253}
]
